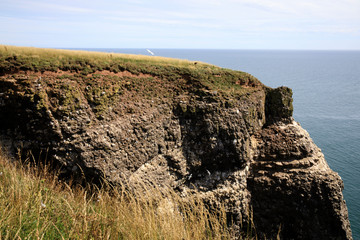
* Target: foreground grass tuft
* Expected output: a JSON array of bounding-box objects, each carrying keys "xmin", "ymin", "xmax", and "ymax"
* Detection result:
[{"xmin": 0, "ymin": 149, "xmax": 236, "ymax": 239}]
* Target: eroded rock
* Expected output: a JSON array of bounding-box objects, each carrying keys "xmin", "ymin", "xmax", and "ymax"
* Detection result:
[{"xmin": 0, "ymin": 58, "xmax": 352, "ymax": 239}]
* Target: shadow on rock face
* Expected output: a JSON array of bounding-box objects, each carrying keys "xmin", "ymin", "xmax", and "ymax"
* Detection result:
[{"xmin": 265, "ymin": 86, "xmax": 293, "ymax": 125}]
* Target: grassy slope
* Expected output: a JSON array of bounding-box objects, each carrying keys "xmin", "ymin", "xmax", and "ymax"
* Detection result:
[
  {"xmin": 0, "ymin": 149, "xmax": 236, "ymax": 240},
  {"xmin": 0, "ymin": 45, "xmax": 262, "ymax": 96},
  {"xmin": 0, "ymin": 45, "xmax": 264, "ymax": 119}
]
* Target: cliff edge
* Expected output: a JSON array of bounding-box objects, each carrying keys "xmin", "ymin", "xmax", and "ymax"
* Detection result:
[{"xmin": 0, "ymin": 46, "xmax": 352, "ymax": 239}]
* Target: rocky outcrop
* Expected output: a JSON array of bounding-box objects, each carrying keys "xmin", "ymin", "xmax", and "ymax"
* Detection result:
[
  {"xmin": 249, "ymin": 121, "xmax": 352, "ymax": 239},
  {"xmin": 0, "ymin": 47, "xmax": 352, "ymax": 239}
]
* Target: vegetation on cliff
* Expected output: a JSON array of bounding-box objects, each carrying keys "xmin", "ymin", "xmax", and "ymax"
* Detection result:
[
  {"xmin": 0, "ymin": 149, "xmax": 237, "ymax": 239},
  {"xmin": 0, "ymin": 45, "xmax": 262, "ymax": 119}
]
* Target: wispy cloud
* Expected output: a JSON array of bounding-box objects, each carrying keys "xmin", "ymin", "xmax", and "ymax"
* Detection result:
[
  {"xmin": 1, "ymin": 0, "xmax": 359, "ymax": 48},
  {"xmin": 5, "ymin": 0, "xmax": 94, "ymax": 13},
  {"xmin": 104, "ymin": 16, "xmax": 221, "ymax": 29}
]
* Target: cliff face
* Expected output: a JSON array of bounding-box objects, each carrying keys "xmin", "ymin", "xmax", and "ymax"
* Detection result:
[{"xmin": 0, "ymin": 46, "xmax": 352, "ymax": 239}]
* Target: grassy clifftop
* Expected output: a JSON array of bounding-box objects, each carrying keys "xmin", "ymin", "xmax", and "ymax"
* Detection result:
[
  {"xmin": 0, "ymin": 45, "xmax": 261, "ymax": 96},
  {"xmin": 0, "ymin": 45, "xmax": 263, "ymax": 119}
]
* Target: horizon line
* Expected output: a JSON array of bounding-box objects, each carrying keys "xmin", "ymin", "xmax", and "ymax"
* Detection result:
[{"xmin": 2, "ymin": 44, "xmax": 360, "ymax": 52}]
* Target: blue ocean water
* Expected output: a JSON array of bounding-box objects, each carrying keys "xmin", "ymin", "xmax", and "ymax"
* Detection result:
[{"xmin": 77, "ymin": 48, "xmax": 360, "ymax": 238}]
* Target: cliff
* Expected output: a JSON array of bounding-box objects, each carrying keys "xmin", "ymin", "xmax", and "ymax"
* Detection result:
[{"xmin": 0, "ymin": 45, "xmax": 352, "ymax": 239}]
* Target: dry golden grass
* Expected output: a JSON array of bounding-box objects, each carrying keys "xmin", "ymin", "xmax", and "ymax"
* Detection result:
[
  {"xmin": 0, "ymin": 148, "xmax": 236, "ymax": 240},
  {"xmin": 0, "ymin": 45, "xmax": 209, "ymax": 69}
]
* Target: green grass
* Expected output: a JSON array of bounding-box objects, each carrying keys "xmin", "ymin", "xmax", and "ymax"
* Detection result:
[
  {"xmin": 0, "ymin": 45, "xmax": 264, "ymax": 119},
  {"xmin": 0, "ymin": 45, "xmax": 262, "ymax": 97},
  {"xmin": 0, "ymin": 148, "xmax": 241, "ymax": 239}
]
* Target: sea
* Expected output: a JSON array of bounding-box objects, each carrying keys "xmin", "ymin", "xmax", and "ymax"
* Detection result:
[{"xmin": 73, "ymin": 48, "xmax": 360, "ymax": 239}]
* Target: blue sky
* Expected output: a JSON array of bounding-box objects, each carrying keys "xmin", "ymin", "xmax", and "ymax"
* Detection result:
[{"xmin": 1, "ymin": 0, "xmax": 360, "ymax": 49}]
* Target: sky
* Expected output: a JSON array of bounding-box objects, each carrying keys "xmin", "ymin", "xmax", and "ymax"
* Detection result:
[{"xmin": 1, "ymin": 0, "xmax": 360, "ymax": 50}]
